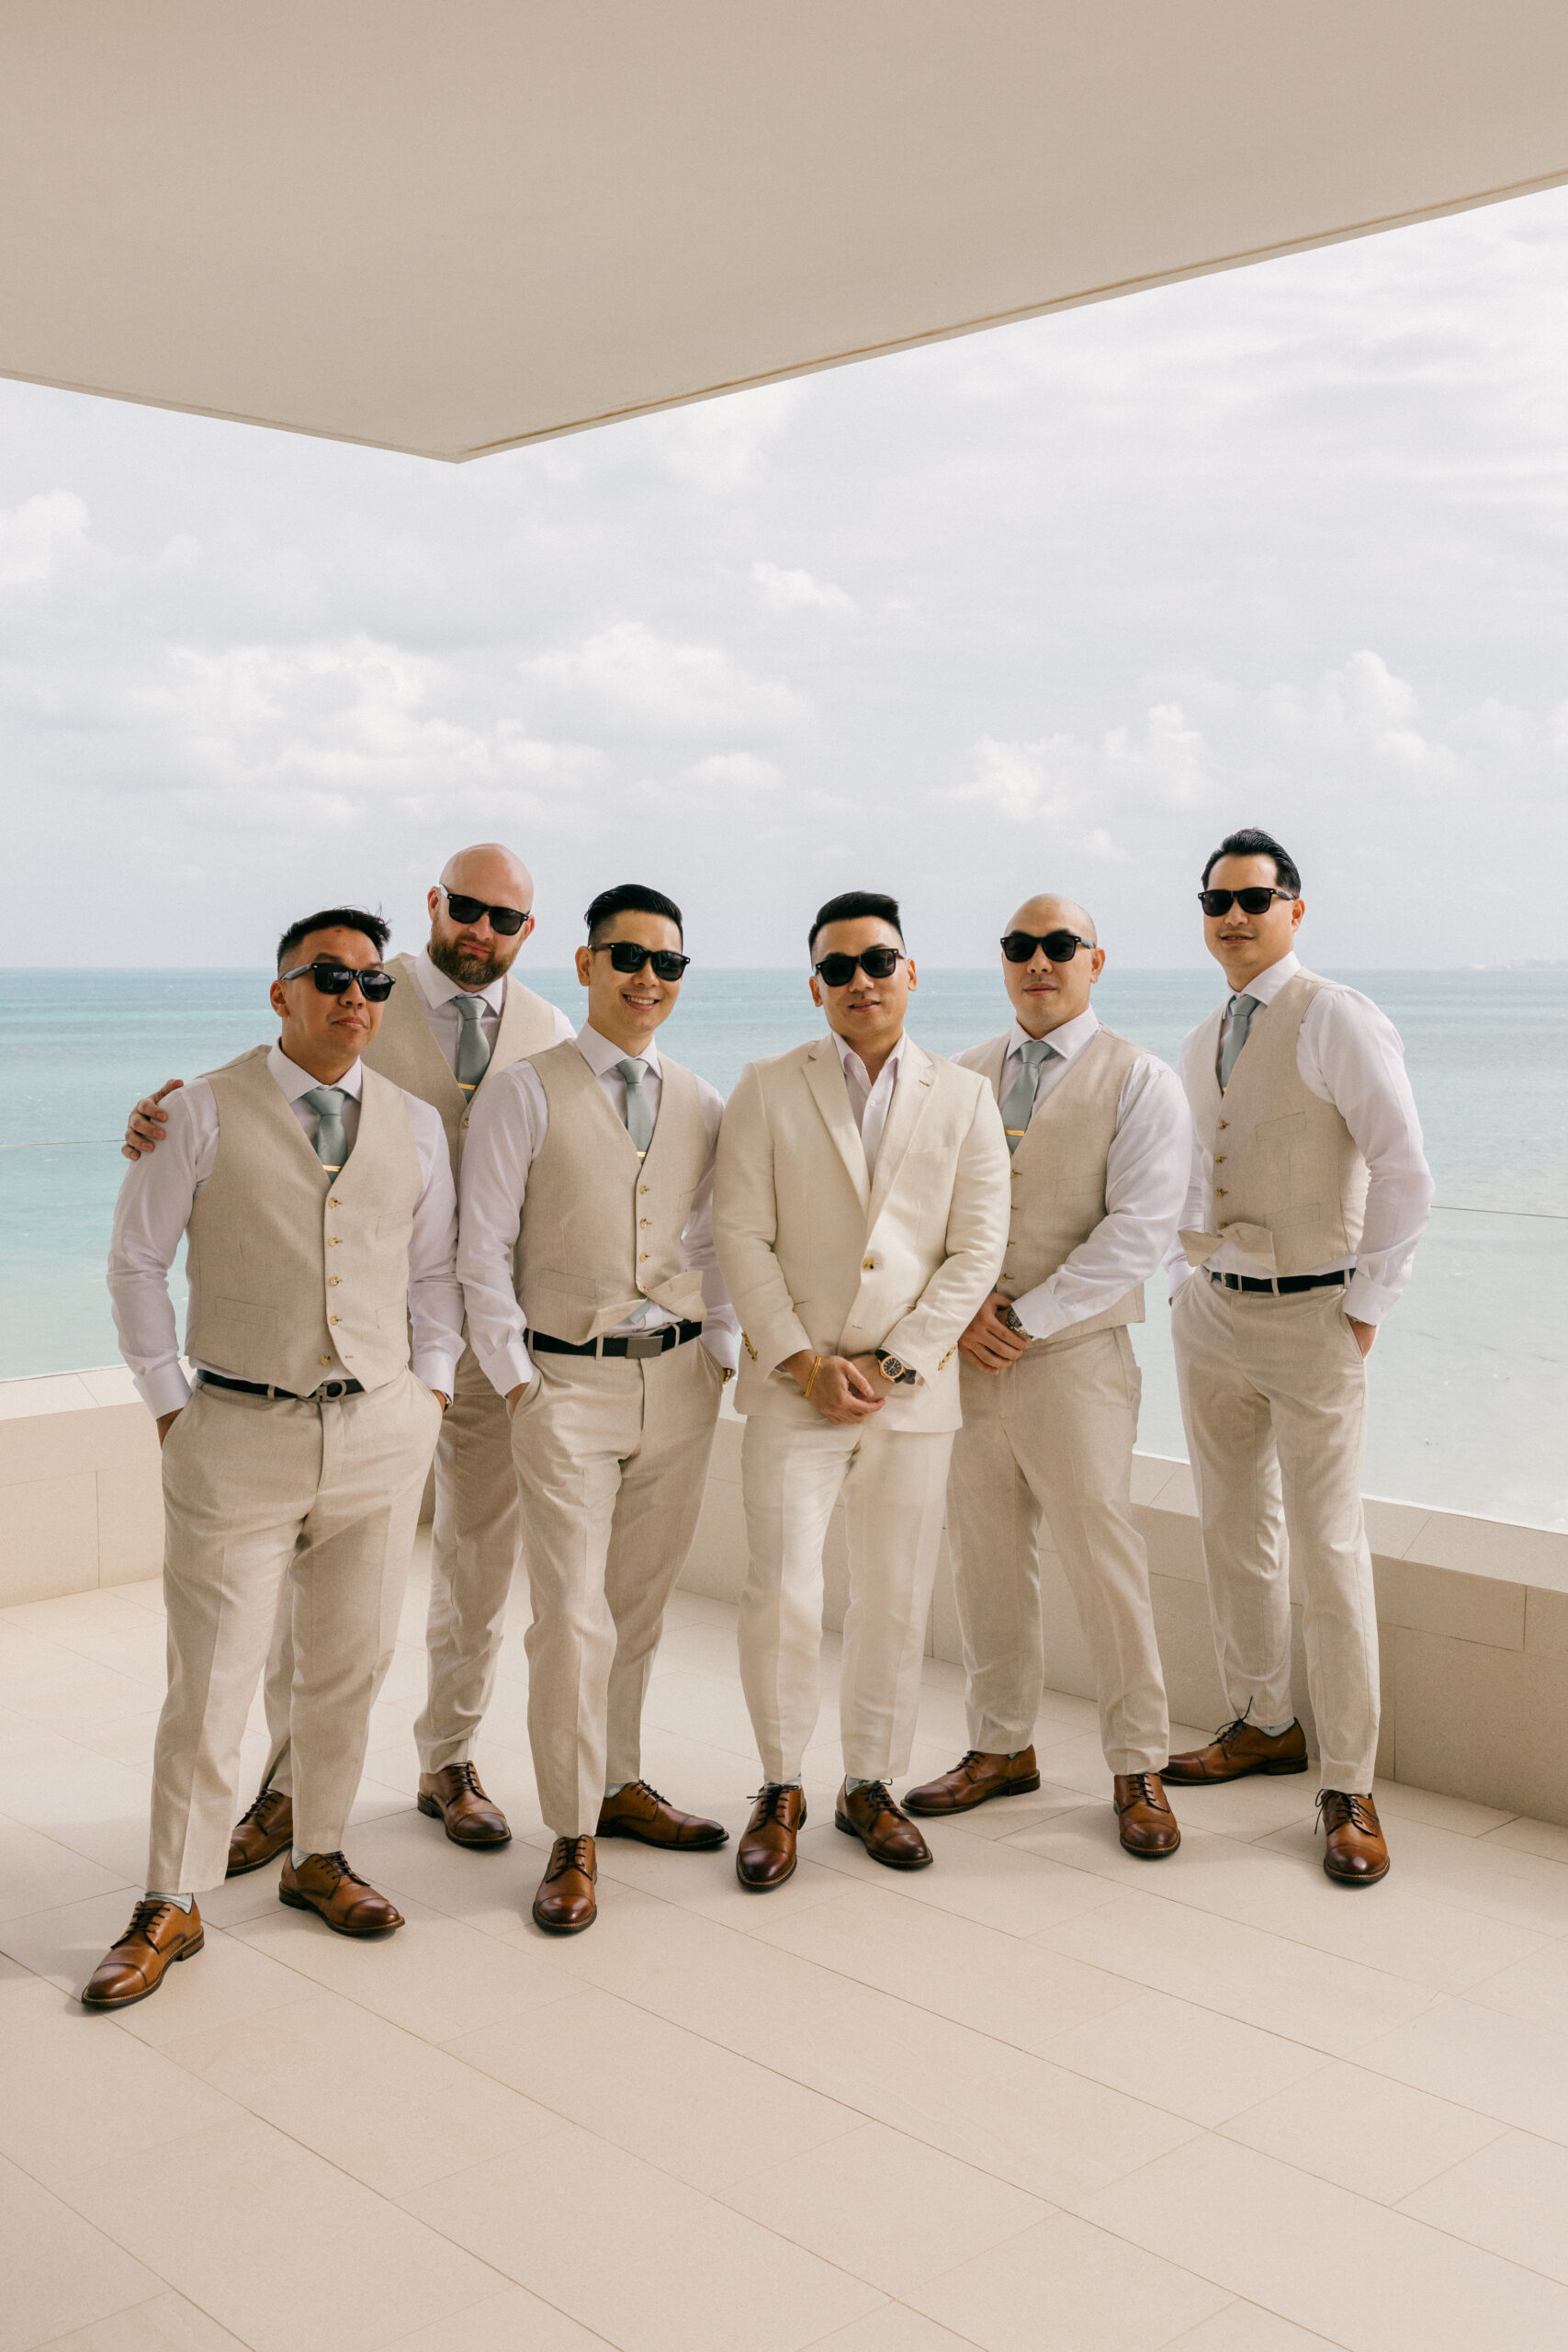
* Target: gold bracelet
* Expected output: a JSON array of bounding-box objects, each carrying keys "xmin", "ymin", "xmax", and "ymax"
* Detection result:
[{"xmin": 803, "ymin": 1353, "xmax": 823, "ymax": 1400}]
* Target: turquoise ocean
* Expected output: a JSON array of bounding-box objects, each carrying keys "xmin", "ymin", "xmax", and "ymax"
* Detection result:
[{"xmin": 2, "ymin": 967, "xmax": 1563, "ymax": 1530}]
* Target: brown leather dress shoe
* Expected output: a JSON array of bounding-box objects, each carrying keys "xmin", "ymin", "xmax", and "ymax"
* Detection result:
[
  {"xmin": 1318, "ymin": 1791, "xmax": 1390, "ymax": 1885},
  {"xmin": 279, "ymin": 1851, "xmax": 404, "ymax": 1935},
  {"xmin": 227, "ymin": 1785, "xmax": 293, "ymax": 1877},
  {"xmin": 1165, "ymin": 1714, "xmax": 1308, "ymax": 1785},
  {"xmin": 904, "ymin": 1747, "xmax": 1041, "ymax": 1815},
  {"xmin": 417, "ymin": 1762, "xmax": 512, "ymax": 1847},
  {"xmin": 533, "ymin": 1835, "xmax": 597, "ymax": 1933},
  {"xmin": 835, "ymin": 1780, "xmax": 933, "ymax": 1870},
  {"xmin": 1114, "ymin": 1771, "xmax": 1181, "ymax": 1857},
  {"xmin": 82, "ymin": 1898, "xmax": 204, "ymax": 2009},
  {"xmin": 736, "ymin": 1784, "xmax": 807, "ymax": 1888},
  {"xmin": 597, "ymin": 1779, "xmax": 727, "ymax": 1849}
]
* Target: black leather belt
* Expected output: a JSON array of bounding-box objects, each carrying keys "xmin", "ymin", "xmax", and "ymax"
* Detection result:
[
  {"xmin": 527, "ymin": 1321, "xmax": 704, "ymax": 1360},
  {"xmin": 197, "ymin": 1371, "xmax": 366, "ymax": 1400},
  {"xmin": 1209, "ymin": 1270, "xmax": 1349, "ymax": 1296}
]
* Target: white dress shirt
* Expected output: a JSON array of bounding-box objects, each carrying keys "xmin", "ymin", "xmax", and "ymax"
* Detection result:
[
  {"xmin": 412, "ymin": 945, "xmax": 575, "ymax": 1069},
  {"xmin": 108, "ymin": 1043, "xmax": 463, "ymax": 1417},
  {"xmin": 996, "ymin": 1007, "xmax": 1193, "ymax": 1342},
  {"xmin": 832, "ymin": 1030, "xmax": 904, "ymax": 1175},
  {"xmin": 1167, "ymin": 950, "xmax": 1434, "ymax": 1324},
  {"xmin": 457, "ymin": 1023, "xmax": 740, "ymax": 1395}
]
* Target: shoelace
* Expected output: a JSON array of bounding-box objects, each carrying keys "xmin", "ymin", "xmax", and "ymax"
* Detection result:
[
  {"xmin": 619, "ymin": 1779, "xmax": 669, "ymax": 1810},
  {"xmin": 308, "ymin": 1850, "xmax": 367, "ymax": 1889},
  {"xmin": 117, "ymin": 1897, "xmax": 178, "ymax": 1947},
  {"xmin": 1316, "ymin": 1791, "xmax": 1376, "ymax": 1838},
  {"xmin": 954, "ymin": 1749, "xmax": 987, "ymax": 1776},
  {"xmin": 1212, "ymin": 1700, "xmax": 1256, "ymax": 1754},
  {"xmin": 753, "ymin": 1784, "xmax": 799, "ymax": 1824},
  {"xmin": 234, "ymin": 1786, "xmax": 285, "ymax": 1831},
  {"xmin": 854, "ymin": 1781, "xmax": 900, "ymax": 1821},
  {"xmin": 447, "ymin": 1762, "xmax": 485, "ymax": 1798},
  {"xmin": 1122, "ymin": 1772, "xmax": 1168, "ymax": 1812},
  {"xmin": 547, "ymin": 1835, "xmax": 592, "ymax": 1879}
]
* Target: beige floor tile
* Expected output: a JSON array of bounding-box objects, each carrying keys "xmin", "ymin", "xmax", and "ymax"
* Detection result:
[
  {"xmin": 937, "ymin": 1780, "xmax": 1092, "ymax": 1843},
  {"xmin": 0, "ymin": 1964, "xmax": 242, "ymax": 2194},
  {"xmin": 159, "ymin": 1988, "xmax": 559, "ymax": 2198},
  {"xmin": 798, "ymin": 1813, "xmax": 1126, "ymax": 1939},
  {"xmin": 0, "ymin": 2154, "xmax": 163, "ymax": 2352},
  {"xmin": 31, "ymin": 2290, "xmax": 249, "ymax": 2350},
  {"xmin": 68, "ymin": 2114, "xmax": 505, "ymax": 2352},
  {"xmin": 1369, "ymin": 1780, "xmax": 1516, "ymax": 1838},
  {"xmin": 587, "ymin": 1817, "xmax": 851, "ymax": 1930},
  {"xmin": 720, "ymin": 2120, "xmax": 1051, "ymax": 2293},
  {"xmin": 448, "ymin": 1984, "xmax": 859, "ymax": 2196},
  {"xmin": 1356, "ymin": 1997, "xmax": 1568, "ymax": 2144},
  {"xmin": 407, "ymin": 2121, "xmax": 885, "ymax": 2352},
  {"xmin": 1042, "ymin": 1893, "xmax": 1436, "ymax": 2056},
  {"xmin": 1075, "ymin": 2132, "xmax": 1568, "ymax": 2350},
  {"xmin": 387, "ymin": 2286, "xmax": 609, "ymax": 2349},
  {"xmin": 0, "ymin": 1731, "xmax": 154, "ymax": 1879},
  {"xmin": 1258, "ymin": 1816, "xmax": 1568, "ymax": 1939},
  {"xmin": 1400, "ymin": 2129, "xmax": 1568, "ymax": 2284},
  {"xmin": 753, "ymin": 1883, "xmax": 1141, "ymax": 2053},
  {"xmin": 1165, "ymin": 2303, "xmax": 1352, "ymax": 2350},
  {"xmin": 1465, "ymin": 1935, "xmax": 1568, "ymax": 2033},
  {"xmin": 1003, "ymin": 1802, "xmax": 1264, "ymax": 1894},
  {"xmin": 1151, "ymin": 1774, "xmax": 1322, "ymax": 1842},
  {"xmin": 909, "ymin": 2209, "xmax": 1232, "ymax": 2351},
  {"xmin": 331, "ymin": 1807, "xmax": 540, "ymax": 1939},
  {"xmin": 228, "ymin": 1887, "xmax": 589, "ymax": 2041},
  {"xmin": 798, "ymin": 2310, "xmax": 975, "ymax": 2351},
  {"xmin": 0, "ymin": 1889, "xmax": 309, "ymax": 2041},
  {"xmin": 1483, "ymin": 1816, "xmax": 1568, "ymax": 1864},
  {"xmin": 1041, "ymin": 1991, "xmax": 1327, "ymax": 2128},
  {"xmin": 1221, "ymin": 2060, "xmax": 1506, "ymax": 2203},
  {"xmin": 0, "ymin": 1816, "xmax": 130, "ymax": 1927}
]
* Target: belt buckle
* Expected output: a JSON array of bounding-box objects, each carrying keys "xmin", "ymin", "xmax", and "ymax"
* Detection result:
[
  {"xmin": 624, "ymin": 1330, "xmax": 667, "ymax": 1360},
  {"xmin": 318, "ymin": 1379, "xmax": 349, "ymax": 1399}
]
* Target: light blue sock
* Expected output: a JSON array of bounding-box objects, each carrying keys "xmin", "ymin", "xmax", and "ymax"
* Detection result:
[
  {"xmin": 604, "ymin": 1782, "xmax": 627, "ymax": 1798},
  {"xmin": 765, "ymin": 1779, "xmax": 802, "ymax": 1791},
  {"xmin": 290, "ymin": 1847, "xmax": 311, "ymax": 1868},
  {"xmin": 1257, "ymin": 1723, "xmax": 1295, "ymax": 1738},
  {"xmin": 144, "ymin": 1889, "xmax": 193, "ymax": 1912},
  {"xmin": 845, "ymin": 1776, "xmax": 869, "ymax": 1794}
]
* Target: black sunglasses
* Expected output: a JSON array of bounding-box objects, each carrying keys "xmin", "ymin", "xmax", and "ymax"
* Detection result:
[
  {"xmin": 439, "ymin": 886, "xmax": 531, "ymax": 936},
  {"xmin": 1198, "ymin": 887, "xmax": 1295, "ymax": 918},
  {"xmin": 593, "ymin": 941, "xmax": 691, "ymax": 980},
  {"xmin": 278, "ymin": 961, "xmax": 396, "ymax": 1002},
  {"xmin": 813, "ymin": 946, "xmax": 906, "ymax": 988},
  {"xmin": 1000, "ymin": 930, "xmax": 1093, "ymax": 965}
]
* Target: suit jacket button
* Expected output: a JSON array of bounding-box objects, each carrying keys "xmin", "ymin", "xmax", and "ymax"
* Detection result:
[
  {"xmin": 862, "ymin": 1258, "xmax": 874, "ymax": 1271},
  {"xmin": 319, "ymin": 1355, "xmax": 332, "ymax": 1365}
]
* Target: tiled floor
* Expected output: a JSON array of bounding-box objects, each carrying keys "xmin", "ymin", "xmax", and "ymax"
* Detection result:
[{"xmin": 5, "ymin": 1545, "xmax": 1568, "ymax": 2350}]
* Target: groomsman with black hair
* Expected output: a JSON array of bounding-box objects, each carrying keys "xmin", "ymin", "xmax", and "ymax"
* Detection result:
[
  {"xmin": 1166, "ymin": 827, "xmax": 1433, "ymax": 1885},
  {"xmin": 121, "ymin": 842, "xmax": 572, "ymax": 1863},
  {"xmin": 88, "ymin": 910, "xmax": 461, "ymax": 2007},
  {"xmin": 459, "ymin": 884, "xmax": 740, "ymax": 1935}
]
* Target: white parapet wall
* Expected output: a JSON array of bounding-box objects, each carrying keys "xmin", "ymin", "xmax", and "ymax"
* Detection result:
[{"xmin": 6, "ymin": 1371, "xmax": 1567, "ymax": 1824}]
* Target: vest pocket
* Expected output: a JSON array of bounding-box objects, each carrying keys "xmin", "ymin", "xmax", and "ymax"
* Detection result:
[{"xmin": 1254, "ymin": 1112, "xmax": 1306, "ymax": 1147}]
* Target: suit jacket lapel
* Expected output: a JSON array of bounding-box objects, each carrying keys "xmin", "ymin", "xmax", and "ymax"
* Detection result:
[
  {"xmin": 803, "ymin": 1041, "xmax": 871, "ymax": 1213},
  {"xmin": 866, "ymin": 1037, "xmax": 935, "ymax": 1229}
]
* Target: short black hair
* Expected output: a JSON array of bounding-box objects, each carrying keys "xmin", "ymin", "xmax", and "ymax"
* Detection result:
[
  {"xmin": 584, "ymin": 883, "xmax": 684, "ymax": 944},
  {"xmin": 1201, "ymin": 828, "xmax": 1302, "ymax": 897},
  {"xmin": 808, "ymin": 890, "xmax": 904, "ymax": 958},
  {"xmin": 276, "ymin": 906, "xmax": 390, "ymax": 972}
]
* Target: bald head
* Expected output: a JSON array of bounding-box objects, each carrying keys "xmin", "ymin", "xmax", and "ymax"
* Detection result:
[
  {"xmin": 999, "ymin": 891, "xmax": 1104, "ymax": 1037},
  {"xmin": 1007, "ymin": 892, "xmax": 1097, "ymax": 946},
  {"xmin": 427, "ymin": 842, "xmax": 536, "ymax": 989}
]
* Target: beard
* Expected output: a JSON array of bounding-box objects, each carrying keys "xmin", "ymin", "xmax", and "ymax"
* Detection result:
[{"xmin": 429, "ymin": 933, "xmax": 510, "ymax": 989}]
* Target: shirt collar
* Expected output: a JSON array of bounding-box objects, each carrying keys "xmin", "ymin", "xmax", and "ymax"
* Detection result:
[
  {"xmin": 268, "ymin": 1041, "xmax": 363, "ymax": 1102},
  {"xmin": 414, "ymin": 944, "xmax": 508, "ymax": 1015},
  {"xmin": 1229, "ymin": 948, "xmax": 1299, "ymax": 1010},
  {"xmin": 1007, "ymin": 1004, "xmax": 1099, "ymax": 1065},
  {"xmin": 576, "ymin": 1023, "xmax": 663, "ymax": 1080},
  {"xmin": 832, "ymin": 1029, "xmax": 904, "ymax": 1089}
]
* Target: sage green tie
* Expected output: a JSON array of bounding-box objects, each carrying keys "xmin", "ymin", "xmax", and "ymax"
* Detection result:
[
  {"xmin": 303, "ymin": 1086, "xmax": 348, "ymax": 1173},
  {"xmin": 1218, "ymin": 992, "xmax": 1259, "ymax": 1089},
  {"xmin": 617, "ymin": 1058, "xmax": 654, "ymax": 1155},
  {"xmin": 454, "ymin": 994, "xmax": 491, "ymax": 1096},
  {"xmin": 999, "ymin": 1038, "xmax": 1055, "ymax": 1154}
]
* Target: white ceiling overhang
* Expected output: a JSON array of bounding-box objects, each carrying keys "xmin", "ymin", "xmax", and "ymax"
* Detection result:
[{"xmin": 4, "ymin": 1, "xmax": 1566, "ymax": 463}]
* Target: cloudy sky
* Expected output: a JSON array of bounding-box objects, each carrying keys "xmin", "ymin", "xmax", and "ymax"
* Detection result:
[{"xmin": 5, "ymin": 184, "xmax": 1568, "ymax": 971}]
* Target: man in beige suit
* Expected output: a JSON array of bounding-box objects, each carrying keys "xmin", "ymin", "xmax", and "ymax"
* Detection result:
[
  {"xmin": 122, "ymin": 843, "xmax": 571, "ymax": 1861},
  {"xmin": 906, "ymin": 895, "xmax": 1193, "ymax": 1858},
  {"xmin": 714, "ymin": 890, "xmax": 1010, "ymax": 1889},
  {"xmin": 460, "ymin": 884, "xmax": 739, "ymax": 1935},
  {"xmin": 87, "ymin": 910, "xmax": 461, "ymax": 2008},
  {"xmin": 1166, "ymin": 827, "xmax": 1433, "ymax": 1886}
]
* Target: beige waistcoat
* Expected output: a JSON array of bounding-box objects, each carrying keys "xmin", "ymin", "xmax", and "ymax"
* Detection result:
[
  {"xmin": 515, "ymin": 1044, "xmax": 711, "ymax": 1344},
  {"xmin": 1180, "ymin": 969, "xmax": 1368, "ymax": 1277},
  {"xmin": 185, "ymin": 1046, "xmax": 423, "ymax": 1393},
  {"xmin": 363, "ymin": 953, "xmax": 561, "ymax": 1171},
  {"xmin": 962, "ymin": 1025, "xmax": 1145, "ymax": 1340}
]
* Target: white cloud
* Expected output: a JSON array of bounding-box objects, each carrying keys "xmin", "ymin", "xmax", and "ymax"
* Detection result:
[
  {"xmin": 0, "ymin": 491, "xmax": 90, "ymax": 587},
  {"xmin": 750, "ymin": 561, "xmax": 857, "ymax": 616},
  {"xmin": 523, "ymin": 621, "xmax": 808, "ymax": 741}
]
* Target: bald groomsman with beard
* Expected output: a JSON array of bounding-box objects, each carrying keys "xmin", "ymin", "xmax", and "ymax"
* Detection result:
[
  {"xmin": 122, "ymin": 843, "xmax": 572, "ymax": 1861},
  {"xmin": 906, "ymin": 896, "xmax": 1193, "ymax": 1857}
]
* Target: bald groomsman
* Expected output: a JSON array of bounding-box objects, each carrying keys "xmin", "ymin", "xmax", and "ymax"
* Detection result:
[
  {"xmin": 714, "ymin": 891, "xmax": 1010, "ymax": 1889},
  {"xmin": 460, "ymin": 884, "xmax": 739, "ymax": 1934},
  {"xmin": 1166, "ymin": 827, "xmax": 1433, "ymax": 1885},
  {"xmin": 87, "ymin": 910, "xmax": 461, "ymax": 2007},
  {"xmin": 122, "ymin": 842, "xmax": 571, "ymax": 1863},
  {"xmin": 905, "ymin": 896, "xmax": 1192, "ymax": 1856}
]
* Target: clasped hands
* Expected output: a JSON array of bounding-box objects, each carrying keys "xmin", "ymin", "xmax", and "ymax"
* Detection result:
[
  {"xmin": 957, "ymin": 1293, "xmax": 1032, "ymax": 1375},
  {"xmin": 782, "ymin": 1349, "xmax": 898, "ymax": 1425}
]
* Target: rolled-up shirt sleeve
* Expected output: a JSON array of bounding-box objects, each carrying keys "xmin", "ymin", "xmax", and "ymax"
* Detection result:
[
  {"xmin": 457, "ymin": 1063, "xmax": 544, "ymax": 1398},
  {"xmin": 689, "ymin": 1080, "xmax": 740, "ymax": 1372},
  {"xmin": 107, "ymin": 1084, "xmax": 211, "ymax": 1418},
  {"xmin": 404, "ymin": 1096, "xmax": 464, "ymax": 1396},
  {"xmin": 1303, "ymin": 990, "xmax": 1434, "ymax": 1325}
]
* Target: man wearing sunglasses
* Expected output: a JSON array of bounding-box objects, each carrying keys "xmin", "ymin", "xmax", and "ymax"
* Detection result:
[
  {"xmin": 458, "ymin": 884, "xmax": 739, "ymax": 1933},
  {"xmin": 905, "ymin": 895, "xmax": 1193, "ymax": 1858},
  {"xmin": 87, "ymin": 911, "xmax": 462, "ymax": 2008},
  {"xmin": 1166, "ymin": 827, "xmax": 1433, "ymax": 1886},
  {"xmin": 714, "ymin": 891, "xmax": 1010, "ymax": 1889},
  {"xmin": 121, "ymin": 842, "xmax": 572, "ymax": 1868}
]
